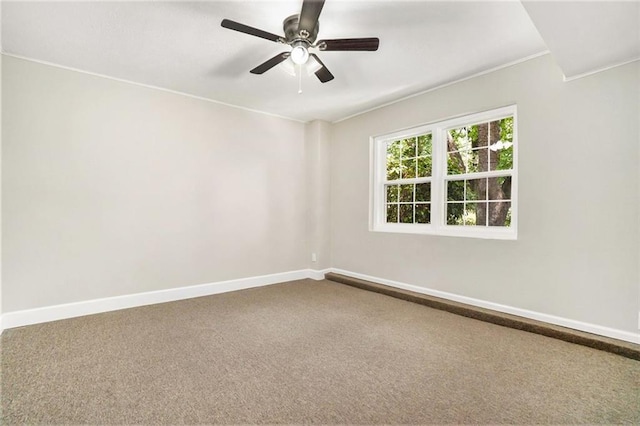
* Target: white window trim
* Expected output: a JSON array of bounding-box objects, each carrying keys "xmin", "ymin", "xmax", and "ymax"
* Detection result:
[{"xmin": 369, "ymin": 105, "xmax": 518, "ymax": 240}]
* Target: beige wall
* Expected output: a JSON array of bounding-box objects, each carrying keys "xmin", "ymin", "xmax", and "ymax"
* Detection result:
[
  {"xmin": 330, "ymin": 55, "xmax": 640, "ymax": 333},
  {"xmin": 2, "ymin": 52, "xmax": 638, "ymax": 336},
  {"xmin": 2, "ymin": 55, "xmax": 308, "ymax": 312}
]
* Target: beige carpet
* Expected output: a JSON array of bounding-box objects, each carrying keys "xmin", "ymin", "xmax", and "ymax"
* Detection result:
[{"xmin": 1, "ymin": 279, "xmax": 639, "ymax": 424}]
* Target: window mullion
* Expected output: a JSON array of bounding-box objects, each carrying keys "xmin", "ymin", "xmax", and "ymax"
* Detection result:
[{"xmin": 431, "ymin": 127, "xmax": 444, "ymax": 229}]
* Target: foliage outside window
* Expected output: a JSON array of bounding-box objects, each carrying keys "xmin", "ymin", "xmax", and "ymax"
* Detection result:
[{"xmin": 370, "ymin": 105, "xmax": 517, "ymax": 239}]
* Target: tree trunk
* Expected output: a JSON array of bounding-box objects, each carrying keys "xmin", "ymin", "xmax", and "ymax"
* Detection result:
[{"xmin": 474, "ymin": 124, "xmax": 489, "ymax": 226}]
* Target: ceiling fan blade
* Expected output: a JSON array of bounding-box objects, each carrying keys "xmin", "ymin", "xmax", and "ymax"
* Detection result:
[
  {"xmin": 310, "ymin": 54, "xmax": 334, "ymax": 83},
  {"xmin": 317, "ymin": 38, "xmax": 380, "ymax": 51},
  {"xmin": 221, "ymin": 19, "xmax": 283, "ymax": 43},
  {"xmin": 298, "ymin": 0, "xmax": 325, "ymax": 34},
  {"xmin": 250, "ymin": 52, "xmax": 290, "ymax": 74}
]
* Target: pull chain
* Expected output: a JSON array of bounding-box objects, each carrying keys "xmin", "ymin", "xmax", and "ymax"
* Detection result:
[{"xmin": 298, "ymin": 64, "xmax": 302, "ymax": 94}]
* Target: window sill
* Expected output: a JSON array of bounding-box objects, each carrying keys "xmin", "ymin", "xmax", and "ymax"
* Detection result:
[{"xmin": 371, "ymin": 223, "xmax": 517, "ymax": 240}]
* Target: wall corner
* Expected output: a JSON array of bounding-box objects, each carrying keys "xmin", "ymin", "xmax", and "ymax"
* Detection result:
[{"xmin": 304, "ymin": 120, "xmax": 332, "ymax": 271}]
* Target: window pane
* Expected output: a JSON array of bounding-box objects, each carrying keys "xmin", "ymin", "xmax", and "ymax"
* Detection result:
[
  {"xmin": 447, "ymin": 129, "xmax": 461, "ymax": 152},
  {"xmin": 386, "ymin": 204, "xmax": 398, "ymax": 223},
  {"xmin": 467, "ymin": 124, "xmax": 480, "ymax": 146},
  {"xmin": 415, "ymin": 183, "xmax": 431, "ymax": 202},
  {"xmin": 499, "ymin": 117, "xmax": 514, "ymax": 142},
  {"xmin": 447, "ymin": 180, "xmax": 464, "ymax": 202},
  {"xmin": 489, "ymin": 118, "xmax": 514, "ymax": 171},
  {"xmin": 402, "ymin": 138, "xmax": 416, "ymax": 158},
  {"xmin": 399, "ymin": 184, "xmax": 414, "ymax": 202},
  {"xmin": 489, "ymin": 144, "xmax": 513, "ymax": 171},
  {"xmin": 386, "ymin": 141, "xmax": 401, "ymax": 180},
  {"xmin": 446, "ymin": 202, "xmax": 464, "ymax": 225},
  {"xmin": 488, "ymin": 202, "xmax": 512, "ymax": 227},
  {"xmin": 465, "ymin": 202, "xmax": 489, "ymax": 226},
  {"xmin": 416, "ymin": 156, "xmax": 432, "ymax": 177},
  {"xmin": 468, "ymin": 148, "xmax": 486, "ymax": 173},
  {"xmin": 488, "ymin": 176, "xmax": 512, "ymax": 200},
  {"xmin": 415, "ymin": 203, "xmax": 431, "ymax": 224},
  {"xmin": 466, "ymin": 178, "xmax": 487, "ymax": 201},
  {"xmin": 447, "ymin": 152, "xmax": 466, "ymax": 175},
  {"xmin": 447, "ymin": 125, "xmax": 477, "ymax": 152},
  {"xmin": 417, "ymin": 134, "xmax": 432, "ymax": 156},
  {"xmin": 401, "ymin": 158, "xmax": 416, "ymax": 179},
  {"xmin": 386, "ymin": 162, "xmax": 400, "ymax": 180},
  {"xmin": 447, "ymin": 148, "xmax": 486, "ymax": 174},
  {"xmin": 386, "ymin": 184, "xmax": 398, "ymax": 203},
  {"xmin": 387, "ymin": 140, "xmax": 401, "ymax": 157},
  {"xmin": 399, "ymin": 204, "xmax": 413, "ymax": 223}
]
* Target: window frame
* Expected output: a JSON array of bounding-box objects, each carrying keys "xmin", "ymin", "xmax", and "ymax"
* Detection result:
[{"xmin": 369, "ymin": 105, "xmax": 518, "ymax": 240}]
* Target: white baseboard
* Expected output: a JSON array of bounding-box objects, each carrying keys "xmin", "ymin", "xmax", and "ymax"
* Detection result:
[
  {"xmin": 3, "ymin": 267, "xmax": 637, "ymax": 346},
  {"xmin": 1, "ymin": 269, "xmax": 324, "ymax": 332},
  {"xmin": 308, "ymin": 268, "xmax": 332, "ymax": 280},
  {"xmin": 329, "ymin": 268, "xmax": 640, "ymax": 345}
]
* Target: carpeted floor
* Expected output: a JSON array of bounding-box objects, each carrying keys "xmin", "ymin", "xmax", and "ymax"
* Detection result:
[{"xmin": 1, "ymin": 279, "xmax": 639, "ymax": 424}]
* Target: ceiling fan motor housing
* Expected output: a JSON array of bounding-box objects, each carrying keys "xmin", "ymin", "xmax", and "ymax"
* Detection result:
[{"xmin": 283, "ymin": 14, "xmax": 319, "ymax": 44}]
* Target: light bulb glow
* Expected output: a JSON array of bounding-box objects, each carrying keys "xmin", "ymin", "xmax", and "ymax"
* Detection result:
[{"xmin": 290, "ymin": 44, "xmax": 309, "ymax": 65}]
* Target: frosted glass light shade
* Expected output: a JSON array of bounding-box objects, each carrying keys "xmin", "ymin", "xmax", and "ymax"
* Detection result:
[{"xmin": 290, "ymin": 44, "xmax": 309, "ymax": 65}]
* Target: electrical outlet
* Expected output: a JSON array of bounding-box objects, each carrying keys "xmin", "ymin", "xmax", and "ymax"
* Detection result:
[{"xmin": 311, "ymin": 253, "xmax": 317, "ymax": 262}]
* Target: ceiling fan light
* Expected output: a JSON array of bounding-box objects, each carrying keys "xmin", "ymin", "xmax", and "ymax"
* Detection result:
[{"xmin": 290, "ymin": 43, "xmax": 309, "ymax": 65}]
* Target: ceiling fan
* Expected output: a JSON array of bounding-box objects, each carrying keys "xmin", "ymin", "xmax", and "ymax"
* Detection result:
[{"xmin": 221, "ymin": 0, "xmax": 379, "ymax": 83}]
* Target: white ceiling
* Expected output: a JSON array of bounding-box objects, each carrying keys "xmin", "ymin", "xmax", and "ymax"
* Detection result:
[
  {"xmin": 522, "ymin": 0, "xmax": 640, "ymax": 80},
  {"xmin": 0, "ymin": 1, "xmax": 634, "ymax": 122}
]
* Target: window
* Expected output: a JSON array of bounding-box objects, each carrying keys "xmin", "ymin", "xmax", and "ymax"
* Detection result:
[{"xmin": 370, "ymin": 105, "xmax": 517, "ymax": 239}]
